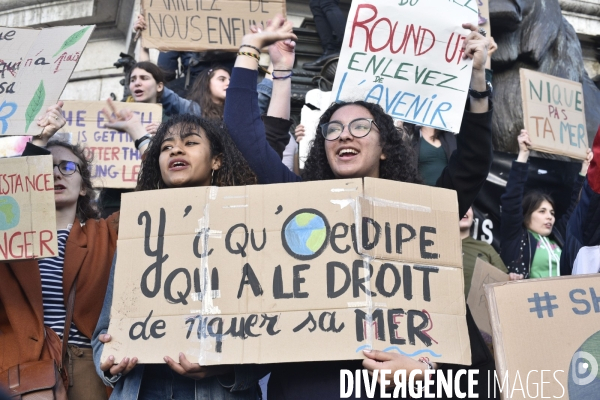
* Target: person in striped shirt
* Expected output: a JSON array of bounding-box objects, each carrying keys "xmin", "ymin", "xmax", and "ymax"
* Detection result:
[{"xmin": 0, "ymin": 102, "xmax": 119, "ymax": 400}]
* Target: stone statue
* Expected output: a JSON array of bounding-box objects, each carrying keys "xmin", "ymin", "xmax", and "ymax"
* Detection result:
[{"xmin": 490, "ymin": 0, "xmax": 600, "ymax": 154}]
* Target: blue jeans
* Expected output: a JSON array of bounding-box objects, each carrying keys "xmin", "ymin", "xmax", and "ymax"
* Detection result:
[
  {"xmin": 309, "ymin": 0, "xmax": 346, "ymax": 53},
  {"xmin": 139, "ymin": 365, "xmax": 196, "ymax": 399}
]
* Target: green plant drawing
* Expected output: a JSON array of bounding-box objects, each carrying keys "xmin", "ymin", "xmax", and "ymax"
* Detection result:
[
  {"xmin": 52, "ymin": 26, "xmax": 91, "ymax": 57},
  {"xmin": 25, "ymin": 81, "xmax": 45, "ymax": 132}
]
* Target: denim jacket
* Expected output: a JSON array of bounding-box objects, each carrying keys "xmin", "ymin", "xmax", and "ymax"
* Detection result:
[
  {"xmin": 92, "ymin": 252, "xmax": 267, "ymax": 399},
  {"xmin": 161, "ymin": 87, "xmax": 202, "ymax": 117}
]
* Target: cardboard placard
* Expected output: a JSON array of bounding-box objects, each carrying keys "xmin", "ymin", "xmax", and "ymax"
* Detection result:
[
  {"xmin": 59, "ymin": 101, "xmax": 163, "ymax": 189},
  {"xmin": 0, "ymin": 155, "xmax": 57, "ymax": 261},
  {"xmin": 520, "ymin": 69, "xmax": 589, "ymax": 160},
  {"xmin": 486, "ymin": 275, "xmax": 600, "ymax": 400},
  {"xmin": 102, "ymin": 178, "xmax": 471, "ymax": 365},
  {"xmin": 331, "ymin": 0, "xmax": 477, "ymax": 133},
  {"xmin": 467, "ymin": 258, "xmax": 508, "ymax": 338},
  {"xmin": 141, "ymin": 0, "xmax": 286, "ymax": 52},
  {"xmin": 0, "ymin": 25, "xmax": 94, "ymax": 136}
]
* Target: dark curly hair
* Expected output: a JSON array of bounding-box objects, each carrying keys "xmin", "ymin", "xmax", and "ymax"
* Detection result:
[
  {"xmin": 302, "ymin": 101, "xmax": 421, "ymax": 183},
  {"xmin": 137, "ymin": 114, "xmax": 257, "ymax": 190},
  {"xmin": 46, "ymin": 140, "xmax": 100, "ymax": 222},
  {"xmin": 187, "ymin": 66, "xmax": 230, "ymax": 120}
]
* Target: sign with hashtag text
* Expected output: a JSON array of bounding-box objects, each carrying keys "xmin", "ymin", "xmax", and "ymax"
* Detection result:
[{"xmin": 485, "ymin": 275, "xmax": 600, "ymax": 400}]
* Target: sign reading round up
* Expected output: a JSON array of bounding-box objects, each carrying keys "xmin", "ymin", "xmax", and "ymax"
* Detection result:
[
  {"xmin": 331, "ymin": 0, "xmax": 478, "ymax": 133},
  {"xmin": 0, "ymin": 155, "xmax": 57, "ymax": 261},
  {"xmin": 520, "ymin": 69, "xmax": 589, "ymax": 160},
  {"xmin": 102, "ymin": 178, "xmax": 471, "ymax": 366}
]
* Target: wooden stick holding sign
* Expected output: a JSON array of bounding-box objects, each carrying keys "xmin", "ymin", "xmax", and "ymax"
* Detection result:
[
  {"xmin": 520, "ymin": 69, "xmax": 589, "ymax": 160},
  {"xmin": 140, "ymin": 0, "xmax": 286, "ymax": 51}
]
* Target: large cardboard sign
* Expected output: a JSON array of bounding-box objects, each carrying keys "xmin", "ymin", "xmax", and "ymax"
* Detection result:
[
  {"xmin": 331, "ymin": 0, "xmax": 477, "ymax": 133},
  {"xmin": 0, "ymin": 25, "xmax": 94, "ymax": 136},
  {"xmin": 102, "ymin": 178, "xmax": 471, "ymax": 365},
  {"xmin": 467, "ymin": 258, "xmax": 508, "ymax": 340},
  {"xmin": 520, "ymin": 69, "xmax": 588, "ymax": 160},
  {"xmin": 141, "ymin": 0, "xmax": 286, "ymax": 51},
  {"xmin": 60, "ymin": 101, "xmax": 163, "ymax": 189},
  {"xmin": 486, "ymin": 275, "xmax": 600, "ymax": 400},
  {"xmin": 0, "ymin": 155, "xmax": 57, "ymax": 261}
]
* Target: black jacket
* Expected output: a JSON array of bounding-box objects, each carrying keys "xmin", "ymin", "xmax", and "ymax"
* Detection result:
[{"xmin": 499, "ymin": 161, "xmax": 585, "ymax": 278}]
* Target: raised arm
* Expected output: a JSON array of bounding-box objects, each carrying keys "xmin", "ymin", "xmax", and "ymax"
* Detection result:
[
  {"xmin": 554, "ymin": 150, "xmax": 590, "ymax": 239},
  {"xmin": 223, "ymin": 15, "xmax": 300, "ymax": 184},
  {"xmin": 161, "ymin": 87, "xmax": 201, "ymax": 117}
]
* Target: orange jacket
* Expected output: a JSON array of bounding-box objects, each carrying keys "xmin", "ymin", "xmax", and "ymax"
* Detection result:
[{"xmin": 0, "ymin": 213, "xmax": 118, "ymax": 371}]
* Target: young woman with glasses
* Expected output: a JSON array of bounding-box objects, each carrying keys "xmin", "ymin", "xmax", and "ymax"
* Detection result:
[
  {"xmin": 0, "ymin": 102, "xmax": 118, "ymax": 400},
  {"xmin": 222, "ymin": 15, "xmax": 498, "ymax": 399}
]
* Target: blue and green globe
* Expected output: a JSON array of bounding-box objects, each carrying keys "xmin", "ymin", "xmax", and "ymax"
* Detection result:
[
  {"xmin": 0, "ymin": 196, "xmax": 20, "ymax": 230},
  {"xmin": 282, "ymin": 210, "xmax": 329, "ymax": 260}
]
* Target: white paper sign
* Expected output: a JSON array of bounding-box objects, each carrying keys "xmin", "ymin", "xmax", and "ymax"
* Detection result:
[{"xmin": 331, "ymin": 0, "xmax": 477, "ymax": 133}]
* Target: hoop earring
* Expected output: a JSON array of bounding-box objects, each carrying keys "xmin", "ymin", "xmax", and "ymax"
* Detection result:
[{"xmin": 211, "ymin": 169, "xmax": 215, "ymax": 186}]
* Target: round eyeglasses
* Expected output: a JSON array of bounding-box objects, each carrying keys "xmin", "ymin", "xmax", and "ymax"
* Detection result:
[
  {"xmin": 53, "ymin": 160, "xmax": 81, "ymax": 176},
  {"xmin": 320, "ymin": 118, "xmax": 379, "ymax": 141}
]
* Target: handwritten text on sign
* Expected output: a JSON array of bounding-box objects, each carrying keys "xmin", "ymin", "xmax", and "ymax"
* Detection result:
[
  {"xmin": 102, "ymin": 178, "xmax": 470, "ymax": 365},
  {"xmin": 0, "ymin": 25, "xmax": 93, "ymax": 136},
  {"xmin": 520, "ymin": 69, "xmax": 588, "ymax": 160},
  {"xmin": 331, "ymin": 0, "xmax": 477, "ymax": 133},
  {"xmin": 61, "ymin": 101, "xmax": 162, "ymax": 189},
  {"xmin": 0, "ymin": 155, "xmax": 57, "ymax": 261},
  {"xmin": 141, "ymin": 0, "xmax": 286, "ymax": 51}
]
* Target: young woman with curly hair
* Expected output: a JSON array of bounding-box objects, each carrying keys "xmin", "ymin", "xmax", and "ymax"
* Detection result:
[
  {"xmin": 222, "ymin": 15, "xmax": 499, "ymax": 399},
  {"xmin": 0, "ymin": 102, "xmax": 119, "ymax": 400},
  {"xmin": 92, "ymin": 113, "xmax": 263, "ymax": 399}
]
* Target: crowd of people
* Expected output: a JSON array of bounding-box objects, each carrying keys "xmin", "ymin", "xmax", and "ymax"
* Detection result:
[{"xmin": 1, "ymin": 11, "xmax": 599, "ymax": 400}]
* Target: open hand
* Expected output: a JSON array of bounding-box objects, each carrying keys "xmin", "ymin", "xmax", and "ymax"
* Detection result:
[
  {"xmin": 98, "ymin": 334, "xmax": 138, "ymax": 377},
  {"xmin": 242, "ymin": 15, "xmax": 297, "ymax": 50}
]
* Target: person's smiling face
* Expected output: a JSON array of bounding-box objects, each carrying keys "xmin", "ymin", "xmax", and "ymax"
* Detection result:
[
  {"xmin": 158, "ymin": 124, "xmax": 221, "ymax": 188},
  {"xmin": 324, "ymin": 105, "xmax": 386, "ymax": 179}
]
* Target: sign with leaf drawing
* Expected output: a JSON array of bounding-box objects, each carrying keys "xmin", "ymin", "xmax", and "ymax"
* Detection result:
[{"xmin": 0, "ymin": 25, "xmax": 94, "ymax": 136}]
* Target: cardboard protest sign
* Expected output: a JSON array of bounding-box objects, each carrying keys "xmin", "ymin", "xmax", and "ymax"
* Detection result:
[
  {"xmin": 467, "ymin": 258, "xmax": 508, "ymax": 339},
  {"xmin": 102, "ymin": 178, "xmax": 471, "ymax": 365},
  {"xmin": 331, "ymin": 0, "xmax": 477, "ymax": 133},
  {"xmin": 0, "ymin": 25, "xmax": 94, "ymax": 136},
  {"xmin": 0, "ymin": 155, "xmax": 57, "ymax": 261},
  {"xmin": 486, "ymin": 275, "xmax": 600, "ymax": 400},
  {"xmin": 520, "ymin": 69, "xmax": 588, "ymax": 160},
  {"xmin": 59, "ymin": 101, "xmax": 162, "ymax": 189},
  {"xmin": 141, "ymin": 0, "xmax": 286, "ymax": 51}
]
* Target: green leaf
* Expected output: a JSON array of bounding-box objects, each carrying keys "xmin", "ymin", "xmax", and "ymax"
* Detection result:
[
  {"xmin": 52, "ymin": 26, "xmax": 91, "ymax": 57},
  {"xmin": 25, "ymin": 81, "xmax": 45, "ymax": 133}
]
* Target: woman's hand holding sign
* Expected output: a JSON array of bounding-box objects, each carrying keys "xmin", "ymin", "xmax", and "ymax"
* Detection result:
[{"xmin": 163, "ymin": 353, "xmax": 234, "ymax": 380}]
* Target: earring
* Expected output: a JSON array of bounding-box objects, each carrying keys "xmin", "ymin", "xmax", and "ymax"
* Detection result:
[
  {"xmin": 157, "ymin": 180, "xmax": 162, "ymax": 189},
  {"xmin": 211, "ymin": 169, "xmax": 215, "ymax": 186}
]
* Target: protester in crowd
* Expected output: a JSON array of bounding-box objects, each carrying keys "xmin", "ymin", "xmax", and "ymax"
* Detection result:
[
  {"xmin": 460, "ymin": 207, "xmax": 508, "ymax": 296},
  {"xmin": 224, "ymin": 15, "xmax": 497, "ymax": 398},
  {"xmin": 408, "ymin": 125, "xmax": 456, "ymax": 186},
  {"xmin": 186, "ymin": 66, "xmax": 230, "ymax": 120},
  {"xmin": 561, "ymin": 128, "xmax": 599, "ymax": 275},
  {"xmin": 0, "ymin": 102, "xmax": 119, "ymax": 400},
  {"xmin": 303, "ymin": 0, "xmax": 346, "ymax": 71},
  {"xmin": 92, "ymin": 113, "xmax": 266, "ymax": 399},
  {"xmin": 500, "ymin": 130, "xmax": 592, "ymax": 280}
]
